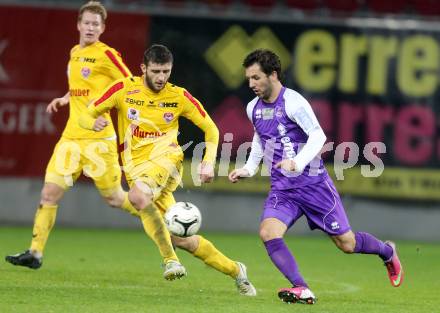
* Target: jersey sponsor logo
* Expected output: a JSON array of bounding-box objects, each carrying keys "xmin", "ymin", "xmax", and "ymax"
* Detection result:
[
  {"xmin": 70, "ymin": 88, "xmax": 90, "ymax": 97},
  {"xmin": 280, "ymin": 137, "xmax": 291, "ymax": 144},
  {"xmin": 81, "ymin": 67, "xmax": 91, "ymax": 79},
  {"xmin": 280, "ymin": 134, "xmax": 295, "ymax": 159},
  {"xmin": 127, "ymin": 89, "xmax": 140, "ymax": 95},
  {"xmin": 255, "ymin": 109, "xmax": 262, "ymax": 119},
  {"xmin": 163, "ymin": 112, "xmax": 174, "ymax": 123},
  {"xmin": 127, "ymin": 107, "xmax": 139, "ymax": 120},
  {"xmin": 72, "ymin": 56, "xmax": 96, "ymax": 63},
  {"xmin": 262, "ymin": 108, "xmax": 274, "ymax": 120},
  {"xmin": 125, "ymin": 97, "xmax": 144, "ymax": 106},
  {"xmin": 331, "ymin": 221, "xmax": 340, "ymax": 230},
  {"xmin": 277, "ymin": 124, "xmax": 287, "ymax": 136},
  {"xmin": 132, "ymin": 126, "xmax": 166, "ymax": 138},
  {"xmin": 159, "ymin": 102, "xmax": 178, "ymax": 108},
  {"xmin": 275, "ymin": 107, "xmax": 283, "ymax": 118}
]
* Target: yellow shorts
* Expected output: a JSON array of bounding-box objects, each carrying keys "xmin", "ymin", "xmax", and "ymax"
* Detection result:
[
  {"xmin": 125, "ymin": 152, "xmax": 183, "ymax": 215},
  {"xmin": 45, "ymin": 137, "xmax": 121, "ymax": 192}
]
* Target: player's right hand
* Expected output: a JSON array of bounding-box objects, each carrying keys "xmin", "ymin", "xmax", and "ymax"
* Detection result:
[
  {"xmin": 198, "ymin": 161, "xmax": 215, "ymax": 184},
  {"xmin": 93, "ymin": 116, "xmax": 109, "ymax": 131},
  {"xmin": 228, "ymin": 168, "xmax": 250, "ymax": 183},
  {"xmin": 46, "ymin": 97, "xmax": 69, "ymax": 113}
]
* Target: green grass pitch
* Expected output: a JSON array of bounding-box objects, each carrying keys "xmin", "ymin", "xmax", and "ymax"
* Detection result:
[{"xmin": 0, "ymin": 227, "xmax": 438, "ymax": 313}]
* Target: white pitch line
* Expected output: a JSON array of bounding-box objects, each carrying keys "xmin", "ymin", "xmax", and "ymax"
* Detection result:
[{"xmin": 307, "ymin": 279, "xmax": 361, "ymax": 294}]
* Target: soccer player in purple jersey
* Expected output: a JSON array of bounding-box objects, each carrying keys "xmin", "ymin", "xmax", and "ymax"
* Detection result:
[{"xmin": 228, "ymin": 49, "xmax": 404, "ymax": 304}]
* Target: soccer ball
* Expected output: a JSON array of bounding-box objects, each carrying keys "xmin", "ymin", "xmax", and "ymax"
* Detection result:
[{"xmin": 164, "ymin": 202, "xmax": 202, "ymax": 237}]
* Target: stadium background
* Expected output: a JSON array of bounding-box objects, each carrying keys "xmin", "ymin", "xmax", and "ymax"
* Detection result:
[{"xmin": 1, "ymin": 0, "xmax": 440, "ymax": 241}]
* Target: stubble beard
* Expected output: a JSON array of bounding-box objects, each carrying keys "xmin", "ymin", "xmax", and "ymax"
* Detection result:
[
  {"xmin": 261, "ymin": 84, "xmax": 273, "ymax": 102},
  {"xmin": 145, "ymin": 76, "xmax": 163, "ymax": 93}
]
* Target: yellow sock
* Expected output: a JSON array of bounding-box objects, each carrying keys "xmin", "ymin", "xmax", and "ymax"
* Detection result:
[
  {"xmin": 120, "ymin": 192, "xmax": 140, "ymax": 217},
  {"xmin": 139, "ymin": 206, "xmax": 179, "ymax": 264},
  {"xmin": 30, "ymin": 204, "xmax": 58, "ymax": 254},
  {"xmin": 192, "ymin": 235, "xmax": 239, "ymax": 278}
]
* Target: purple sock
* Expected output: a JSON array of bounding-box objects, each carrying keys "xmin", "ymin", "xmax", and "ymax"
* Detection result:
[
  {"xmin": 264, "ymin": 238, "xmax": 308, "ymax": 287},
  {"xmin": 354, "ymin": 232, "xmax": 393, "ymax": 261}
]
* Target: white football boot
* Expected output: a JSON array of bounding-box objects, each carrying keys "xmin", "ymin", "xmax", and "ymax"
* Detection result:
[
  {"xmin": 235, "ymin": 262, "xmax": 257, "ymax": 296},
  {"xmin": 163, "ymin": 260, "xmax": 187, "ymax": 281}
]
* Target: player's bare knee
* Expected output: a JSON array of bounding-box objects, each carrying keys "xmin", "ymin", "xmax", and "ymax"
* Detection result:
[
  {"xmin": 99, "ymin": 188, "xmax": 124, "ymax": 208},
  {"xmin": 103, "ymin": 194, "xmax": 123, "ymax": 208},
  {"xmin": 259, "ymin": 218, "xmax": 286, "ymax": 242},
  {"xmin": 40, "ymin": 183, "xmax": 64, "ymax": 205},
  {"xmin": 171, "ymin": 235, "xmax": 185, "ymax": 249},
  {"xmin": 332, "ymin": 231, "xmax": 356, "ymax": 253},
  {"xmin": 128, "ymin": 189, "xmax": 150, "ymax": 211},
  {"xmin": 129, "ymin": 182, "xmax": 154, "ymax": 211},
  {"xmin": 342, "ymin": 243, "xmax": 356, "ymax": 253},
  {"xmin": 259, "ymin": 227, "xmax": 278, "ymax": 242},
  {"xmin": 172, "ymin": 235, "xmax": 198, "ymax": 252},
  {"xmin": 127, "ymin": 191, "xmax": 143, "ymax": 210},
  {"xmin": 337, "ymin": 240, "xmax": 356, "ymax": 253},
  {"xmin": 40, "ymin": 189, "xmax": 55, "ymax": 204}
]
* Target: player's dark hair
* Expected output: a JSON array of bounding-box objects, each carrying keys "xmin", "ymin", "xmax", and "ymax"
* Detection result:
[
  {"xmin": 143, "ymin": 44, "xmax": 174, "ymax": 65},
  {"xmin": 78, "ymin": 1, "xmax": 107, "ymax": 22},
  {"xmin": 243, "ymin": 49, "xmax": 282, "ymax": 81}
]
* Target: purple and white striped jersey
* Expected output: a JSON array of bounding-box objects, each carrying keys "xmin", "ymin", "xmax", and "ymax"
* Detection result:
[{"xmin": 243, "ymin": 87, "xmax": 327, "ymax": 190}]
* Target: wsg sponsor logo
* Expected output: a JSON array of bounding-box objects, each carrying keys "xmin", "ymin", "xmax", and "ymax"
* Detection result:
[{"xmin": 70, "ymin": 89, "xmax": 90, "ymax": 97}]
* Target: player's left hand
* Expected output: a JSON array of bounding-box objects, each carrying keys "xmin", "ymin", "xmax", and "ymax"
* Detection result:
[
  {"xmin": 198, "ymin": 161, "xmax": 214, "ymax": 183},
  {"xmin": 93, "ymin": 116, "xmax": 109, "ymax": 132},
  {"xmin": 275, "ymin": 159, "xmax": 297, "ymax": 172},
  {"xmin": 228, "ymin": 168, "xmax": 250, "ymax": 183}
]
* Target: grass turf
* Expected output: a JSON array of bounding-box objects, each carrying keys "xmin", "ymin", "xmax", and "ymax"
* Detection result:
[{"xmin": 0, "ymin": 227, "xmax": 438, "ymax": 313}]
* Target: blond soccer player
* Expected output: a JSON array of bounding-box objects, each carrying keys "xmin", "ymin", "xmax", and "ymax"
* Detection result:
[
  {"xmin": 77, "ymin": 44, "xmax": 257, "ymax": 294},
  {"xmin": 5, "ymin": 1, "xmax": 140, "ymax": 269}
]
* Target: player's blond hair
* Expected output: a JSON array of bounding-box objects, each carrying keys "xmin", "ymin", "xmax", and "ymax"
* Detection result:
[{"xmin": 78, "ymin": 1, "xmax": 107, "ymax": 22}]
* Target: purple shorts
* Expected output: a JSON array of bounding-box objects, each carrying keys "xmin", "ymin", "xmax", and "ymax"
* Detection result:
[{"xmin": 261, "ymin": 176, "xmax": 351, "ymax": 236}]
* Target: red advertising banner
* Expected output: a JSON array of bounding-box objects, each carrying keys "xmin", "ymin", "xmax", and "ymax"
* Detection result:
[
  {"xmin": 149, "ymin": 15, "xmax": 440, "ymax": 200},
  {"xmin": 0, "ymin": 5, "xmax": 149, "ymax": 176}
]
